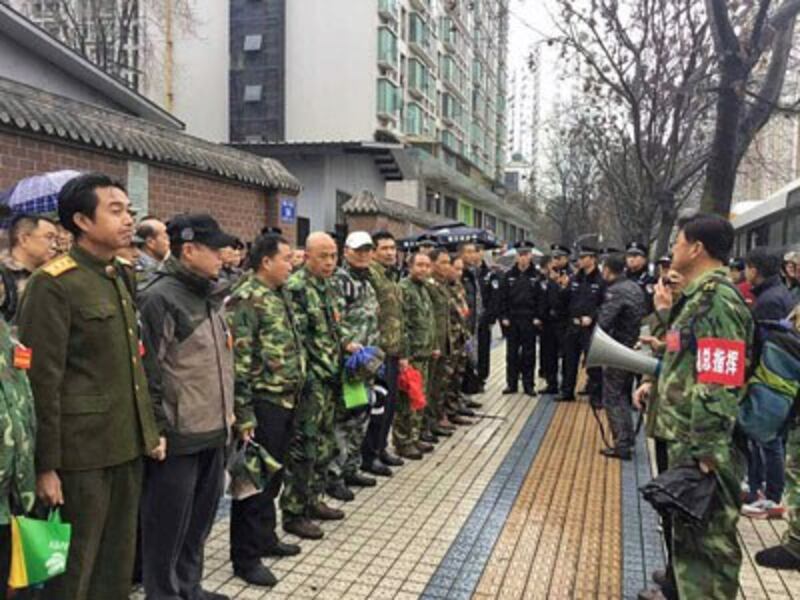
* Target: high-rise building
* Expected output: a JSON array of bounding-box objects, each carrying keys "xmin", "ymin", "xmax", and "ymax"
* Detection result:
[{"xmin": 230, "ymin": 0, "xmax": 532, "ymax": 241}]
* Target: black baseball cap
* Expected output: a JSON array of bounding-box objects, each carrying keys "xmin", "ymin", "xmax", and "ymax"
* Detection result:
[{"xmin": 167, "ymin": 214, "xmax": 237, "ymax": 249}]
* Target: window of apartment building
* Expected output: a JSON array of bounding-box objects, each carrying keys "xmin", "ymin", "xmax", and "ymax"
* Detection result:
[
  {"xmin": 377, "ymin": 79, "xmax": 401, "ymax": 117},
  {"xmin": 509, "ymin": 225, "xmax": 517, "ymax": 241},
  {"xmin": 444, "ymin": 196, "xmax": 458, "ymax": 219},
  {"xmin": 378, "ymin": 27, "xmax": 399, "ymax": 66},
  {"xmin": 425, "ymin": 189, "xmax": 441, "ymax": 214},
  {"xmin": 474, "ymin": 209, "xmax": 483, "ymax": 228},
  {"xmin": 243, "ymin": 34, "xmax": 263, "ymax": 52},
  {"xmin": 244, "ymin": 85, "xmax": 263, "ymax": 102},
  {"xmin": 485, "ymin": 214, "xmax": 497, "ymax": 233},
  {"xmin": 405, "ymin": 102, "xmax": 425, "ymax": 135},
  {"xmin": 400, "ymin": 7, "xmax": 407, "ymax": 38}
]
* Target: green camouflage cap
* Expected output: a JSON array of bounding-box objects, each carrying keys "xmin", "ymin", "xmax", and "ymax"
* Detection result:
[{"xmin": 227, "ymin": 439, "xmax": 282, "ymax": 500}]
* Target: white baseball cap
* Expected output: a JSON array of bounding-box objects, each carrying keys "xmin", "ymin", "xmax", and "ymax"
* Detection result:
[{"xmin": 345, "ymin": 231, "xmax": 374, "ymax": 250}]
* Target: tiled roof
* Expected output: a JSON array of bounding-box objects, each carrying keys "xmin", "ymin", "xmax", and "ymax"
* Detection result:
[
  {"xmin": 342, "ymin": 190, "xmax": 441, "ymax": 228},
  {"xmin": 0, "ymin": 77, "xmax": 301, "ymax": 193}
]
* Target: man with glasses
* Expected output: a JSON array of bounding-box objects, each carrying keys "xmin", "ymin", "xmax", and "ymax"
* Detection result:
[{"xmin": 0, "ymin": 214, "xmax": 58, "ymax": 322}]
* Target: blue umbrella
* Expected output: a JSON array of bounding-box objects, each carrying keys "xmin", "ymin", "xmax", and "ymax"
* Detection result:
[{"xmin": 0, "ymin": 170, "xmax": 81, "ymax": 226}]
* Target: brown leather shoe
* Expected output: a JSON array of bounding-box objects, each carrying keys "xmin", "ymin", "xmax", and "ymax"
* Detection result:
[
  {"xmin": 396, "ymin": 445, "xmax": 423, "ymax": 460},
  {"xmin": 415, "ymin": 441, "xmax": 434, "ymax": 453},
  {"xmin": 283, "ymin": 517, "xmax": 323, "ymax": 540},
  {"xmin": 309, "ymin": 502, "xmax": 344, "ymax": 521}
]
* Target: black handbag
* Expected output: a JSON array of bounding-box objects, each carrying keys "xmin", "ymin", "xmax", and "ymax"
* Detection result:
[{"xmin": 639, "ymin": 463, "xmax": 717, "ymax": 526}]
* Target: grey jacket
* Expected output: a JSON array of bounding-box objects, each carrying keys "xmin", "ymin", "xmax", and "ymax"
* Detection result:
[
  {"xmin": 139, "ymin": 258, "xmax": 234, "ymax": 455},
  {"xmin": 597, "ymin": 276, "xmax": 646, "ymax": 347}
]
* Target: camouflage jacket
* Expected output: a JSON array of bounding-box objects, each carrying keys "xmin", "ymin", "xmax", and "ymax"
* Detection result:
[
  {"xmin": 0, "ymin": 319, "xmax": 35, "ymax": 525},
  {"xmin": 334, "ymin": 263, "xmax": 380, "ymax": 348},
  {"xmin": 0, "ymin": 252, "xmax": 33, "ymax": 324},
  {"xmin": 428, "ymin": 277, "xmax": 452, "ymax": 355},
  {"xmin": 226, "ymin": 274, "xmax": 306, "ymax": 427},
  {"xmin": 367, "ymin": 262, "xmax": 403, "ymax": 357},
  {"xmin": 448, "ymin": 280, "xmax": 471, "ymax": 349},
  {"xmin": 653, "ymin": 268, "xmax": 754, "ymax": 466},
  {"xmin": 287, "ymin": 267, "xmax": 342, "ymax": 383},
  {"xmin": 400, "ymin": 277, "xmax": 436, "ymax": 359}
]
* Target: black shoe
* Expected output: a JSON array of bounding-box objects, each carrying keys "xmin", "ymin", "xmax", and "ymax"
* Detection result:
[
  {"xmin": 234, "ymin": 563, "xmax": 277, "ymax": 587},
  {"xmin": 262, "ymin": 540, "xmax": 301, "ymax": 557},
  {"xmin": 539, "ymin": 386, "xmax": 558, "ymax": 394},
  {"xmin": 600, "ymin": 447, "xmax": 632, "ymax": 461},
  {"xmin": 554, "ymin": 394, "xmax": 575, "ymax": 402},
  {"xmin": 577, "ymin": 388, "xmax": 590, "ymax": 396},
  {"xmin": 457, "ymin": 407, "xmax": 476, "ymax": 417},
  {"xmin": 420, "ymin": 431, "xmax": 439, "ymax": 444},
  {"xmin": 651, "ymin": 569, "xmax": 669, "ymax": 587},
  {"xmin": 396, "ymin": 446, "xmax": 423, "ymax": 460},
  {"xmin": 379, "ymin": 450, "xmax": 404, "ymax": 467},
  {"xmin": 501, "ymin": 387, "xmax": 518, "ymax": 395},
  {"xmin": 524, "ymin": 388, "xmax": 537, "ymax": 397},
  {"xmin": 345, "ymin": 472, "xmax": 377, "ymax": 487},
  {"xmin": 201, "ymin": 591, "xmax": 230, "ymax": 600},
  {"xmin": 755, "ymin": 545, "xmax": 800, "ymax": 570},
  {"xmin": 362, "ymin": 459, "xmax": 392, "ymax": 477},
  {"xmin": 415, "ymin": 441, "xmax": 434, "ymax": 453},
  {"xmin": 431, "ymin": 425, "xmax": 453, "ymax": 437},
  {"xmin": 449, "ymin": 414, "xmax": 474, "ymax": 426},
  {"xmin": 283, "ymin": 517, "xmax": 323, "ymax": 540},
  {"xmin": 309, "ymin": 501, "xmax": 345, "ymax": 520},
  {"xmin": 466, "ymin": 399, "xmax": 483, "ymax": 408},
  {"xmin": 326, "ymin": 481, "xmax": 355, "ymax": 502}
]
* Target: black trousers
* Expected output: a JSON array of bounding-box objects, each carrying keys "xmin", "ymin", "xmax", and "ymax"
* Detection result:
[
  {"xmin": 477, "ymin": 319, "xmax": 493, "ymax": 382},
  {"xmin": 539, "ymin": 323, "xmax": 561, "ymax": 390},
  {"xmin": 506, "ymin": 318, "xmax": 536, "ymax": 391},
  {"xmin": 362, "ymin": 356, "xmax": 399, "ymax": 463},
  {"xmin": 230, "ymin": 402, "xmax": 294, "ymax": 569},
  {"xmin": 562, "ymin": 324, "xmax": 602, "ymax": 402},
  {"xmin": 141, "ymin": 446, "xmax": 224, "ymax": 600},
  {"xmin": 655, "ymin": 439, "xmax": 674, "ymax": 575}
]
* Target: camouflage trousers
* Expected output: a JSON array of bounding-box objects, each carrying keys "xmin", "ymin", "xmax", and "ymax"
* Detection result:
[
  {"xmin": 425, "ymin": 355, "xmax": 450, "ymax": 427},
  {"xmin": 329, "ymin": 391, "xmax": 370, "ymax": 481},
  {"xmin": 784, "ymin": 425, "xmax": 800, "ymax": 557},
  {"xmin": 280, "ymin": 377, "xmax": 337, "ymax": 518},
  {"xmin": 668, "ymin": 443, "xmax": 744, "ymax": 600},
  {"xmin": 443, "ymin": 351, "xmax": 467, "ymax": 415},
  {"xmin": 393, "ymin": 358, "xmax": 430, "ymax": 450}
]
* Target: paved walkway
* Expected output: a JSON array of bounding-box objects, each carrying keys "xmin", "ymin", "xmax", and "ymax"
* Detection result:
[{"xmin": 132, "ymin": 343, "xmax": 799, "ymax": 599}]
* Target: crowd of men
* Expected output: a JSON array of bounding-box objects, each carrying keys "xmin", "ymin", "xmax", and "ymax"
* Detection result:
[
  {"xmin": 0, "ymin": 173, "xmax": 498, "ymax": 600},
  {"xmin": 2, "ymin": 172, "xmax": 800, "ymax": 600}
]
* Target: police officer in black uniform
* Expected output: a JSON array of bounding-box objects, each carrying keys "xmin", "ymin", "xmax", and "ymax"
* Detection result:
[
  {"xmin": 537, "ymin": 255, "xmax": 565, "ymax": 394},
  {"xmin": 557, "ymin": 245, "xmax": 605, "ymax": 404},
  {"xmin": 550, "ymin": 243, "xmax": 573, "ymax": 276},
  {"xmin": 477, "ymin": 254, "xmax": 503, "ymax": 386},
  {"xmin": 625, "ymin": 241, "xmax": 656, "ymax": 313},
  {"xmin": 499, "ymin": 241, "xmax": 541, "ymax": 397}
]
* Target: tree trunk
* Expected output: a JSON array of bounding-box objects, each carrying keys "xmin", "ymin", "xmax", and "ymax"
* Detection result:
[
  {"xmin": 700, "ymin": 62, "xmax": 748, "ymax": 216},
  {"xmin": 654, "ymin": 193, "xmax": 677, "ymax": 258}
]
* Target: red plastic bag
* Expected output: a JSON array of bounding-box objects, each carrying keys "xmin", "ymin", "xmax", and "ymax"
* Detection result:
[{"xmin": 398, "ymin": 365, "xmax": 426, "ymax": 411}]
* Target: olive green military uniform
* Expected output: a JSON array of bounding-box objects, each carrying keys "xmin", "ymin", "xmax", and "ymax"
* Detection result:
[
  {"xmin": 653, "ymin": 268, "xmax": 754, "ymax": 599},
  {"xmin": 394, "ymin": 277, "xmax": 436, "ymax": 451},
  {"xmin": 281, "ymin": 267, "xmax": 342, "ymax": 520},
  {"xmin": 444, "ymin": 280, "xmax": 471, "ymax": 416},
  {"xmin": 17, "ymin": 246, "xmax": 160, "ymax": 600}
]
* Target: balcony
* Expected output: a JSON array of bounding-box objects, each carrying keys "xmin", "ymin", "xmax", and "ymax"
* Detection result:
[
  {"xmin": 408, "ymin": 59, "xmax": 431, "ymax": 100},
  {"xmin": 440, "ymin": 55, "xmax": 466, "ymax": 99},
  {"xmin": 377, "ymin": 27, "xmax": 398, "ymax": 70},
  {"xmin": 440, "ymin": 16, "xmax": 459, "ymax": 53},
  {"xmin": 377, "ymin": 78, "xmax": 401, "ymax": 121},
  {"xmin": 408, "ymin": 13, "xmax": 435, "ymax": 67},
  {"xmin": 404, "ymin": 102, "xmax": 429, "ymax": 137},
  {"xmin": 378, "ymin": 0, "xmax": 398, "ymax": 21}
]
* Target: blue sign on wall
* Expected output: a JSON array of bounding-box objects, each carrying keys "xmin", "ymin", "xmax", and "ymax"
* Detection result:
[{"xmin": 280, "ymin": 197, "xmax": 296, "ymax": 224}]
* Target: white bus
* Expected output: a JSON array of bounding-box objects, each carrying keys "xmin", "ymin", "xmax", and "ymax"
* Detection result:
[{"xmin": 731, "ymin": 177, "xmax": 800, "ymax": 256}]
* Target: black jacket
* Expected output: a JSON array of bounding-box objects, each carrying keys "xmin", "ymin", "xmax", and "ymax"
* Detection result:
[
  {"xmin": 499, "ymin": 264, "xmax": 542, "ymax": 320},
  {"xmin": 752, "ymin": 276, "xmax": 797, "ymax": 323},
  {"xmin": 462, "ymin": 267, "xmax": 480, "ymax": 332},
  {"xmin": 540, "ymin": 277, "xmax": 568, "ymax": 323},
  {"xmin": 627, "ymin": 267, "xmax": 656, "ymax": 313},
  {"xmin": 562, "ymin": 268, "xmax": 606, "ymax": 321},
  {"xmin": 480, "ymin": 267, "xmax": 503, "ymax": 324},
  {"xmin": 596, "ymin": 276, "xmax": 646, "ymax": 347}
]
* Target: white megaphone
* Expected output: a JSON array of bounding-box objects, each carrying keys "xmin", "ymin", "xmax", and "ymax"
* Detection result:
[{"xmin": 585, "ymin": 326, "xmax": 661, "ymax": 376}]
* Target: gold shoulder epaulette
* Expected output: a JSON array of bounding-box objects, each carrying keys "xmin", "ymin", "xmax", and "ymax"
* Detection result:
[
  {"xmin": 115, "ymin": 257, "xmax": 132, "ymax": 267},
  {"xmin": 41, "ymin": 255, "xmax": 78, "ymax": 277}
]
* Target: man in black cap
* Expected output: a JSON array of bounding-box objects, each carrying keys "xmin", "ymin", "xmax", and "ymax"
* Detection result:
[
  {"xmin": 550, "ymin": 243, "xmax": 573, "ymax": 276},
  {"xmin": 655, "ymin": 255, "xmax": 672, "ymax": 280},
  {"xmin": 538, "ymin": 255, "xmax": 566, "ymax": 394},
  {"xmin": 625, "ymin": 241, "xmax": 656, "ymax": 313},
  {"xmin": 498, "ymin": 241, "xmax": 542, "ymax": 396},
  {"xmin": 139, "ymin": 213, "xmax": 237, "ymax": 600},
  {"xmin": 557, "ymin": 245, "xmax": 605, "ymax": 403}
]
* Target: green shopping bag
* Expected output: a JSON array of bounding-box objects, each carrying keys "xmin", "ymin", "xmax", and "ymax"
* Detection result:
[
  {"xmin": 342, "ymin": 377, "xmax": 369, "ymax": 409},
  {"xmin": 9, "ymin": 509, "xmax": 71, "ymax": 588}
]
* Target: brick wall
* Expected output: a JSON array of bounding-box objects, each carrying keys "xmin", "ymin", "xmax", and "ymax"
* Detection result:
[
  {"xmin": 0, "ymin": 130, "xmax": 297, "ymax": 246},
  {"xmin": 346, "ymin": 214, "xmax": 426, "ymax": 240}
]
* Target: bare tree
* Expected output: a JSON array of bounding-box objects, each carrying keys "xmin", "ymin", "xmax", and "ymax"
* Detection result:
[
  {"xmin": 553, "ymin": 0, "xmax": 714, "ymax": 255},
  {"xmin": 6, "ymin": 0, "xmax": 196, "ymax": 91},
  {"xmin": 702, "ymin": 0, "xmax": 800, "ymax": 214}
]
